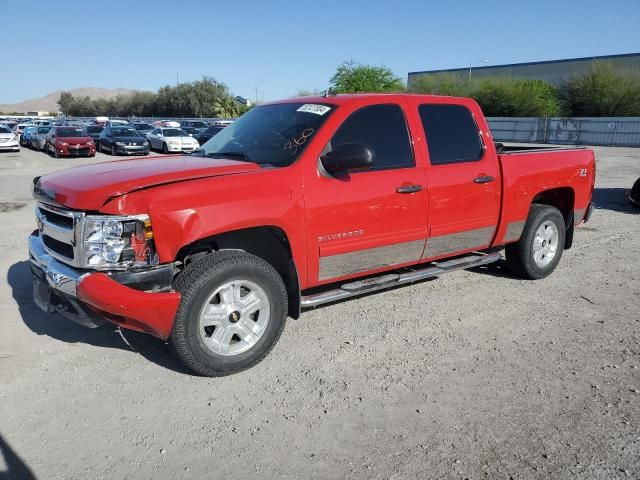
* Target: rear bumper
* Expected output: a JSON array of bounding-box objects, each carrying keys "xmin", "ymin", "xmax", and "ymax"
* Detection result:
[{"xmin": 28, "ymin": 232, "xmax": 180, "ymax": 339}]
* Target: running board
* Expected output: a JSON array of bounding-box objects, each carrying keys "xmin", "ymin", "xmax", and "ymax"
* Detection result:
[{"xmin": 300, "ymin": 252, "xmax": 501, "ymax": 308}]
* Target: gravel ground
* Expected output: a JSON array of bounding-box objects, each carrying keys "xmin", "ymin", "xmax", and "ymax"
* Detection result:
[{"xmin": 0, "ymin": 145, "xmax": 639, "ymax": 480}]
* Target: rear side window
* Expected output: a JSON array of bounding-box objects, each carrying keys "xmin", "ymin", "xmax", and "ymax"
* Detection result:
[
  {"xmin": 329, "ymin": 104, "xmax": 413, "ymax": 170},
  {"xmin": 419, "ymin": 104, "xmax": 483, "ymax": 165}
]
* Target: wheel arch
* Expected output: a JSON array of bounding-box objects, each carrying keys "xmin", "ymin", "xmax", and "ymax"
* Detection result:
[
  {"xmin": 176, "ymin": 226, "xmax": 301, "ymax": 319},
  {"xmin": 531, "ymin": 186, "xmax": 575, "ymax": 249}
]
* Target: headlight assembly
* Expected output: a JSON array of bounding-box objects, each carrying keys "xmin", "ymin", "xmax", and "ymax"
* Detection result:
[{"xmin": 82, "ymin": 215, "xmax": 156, "ymax": 268}]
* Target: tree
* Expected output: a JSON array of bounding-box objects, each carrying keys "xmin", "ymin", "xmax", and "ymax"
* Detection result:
[
  {"xmin": 329, "ymin": 60, "xmax": 404, "ymax": 93},
  {"xmin": 559, "ymin": 62, "xmax": 640, "ymax": 116},
  {"xmin": 408, "ymin": 72, "xmax": 468, "ymax": 97},
  {"xmin": 213, "ymin": 96, "xmax": 240, "ymax": 118},
  {"xmin": 57, "ymin": 92, "xmax": 75, "ymax": 115},
  {"xmin": 471, "ymin": 78, "xmax": 561, "ymax": 117}
]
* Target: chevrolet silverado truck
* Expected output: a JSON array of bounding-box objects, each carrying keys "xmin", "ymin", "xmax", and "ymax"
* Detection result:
[{"xmin": 28, "ymin": 94, "xmax": 595, "ymax": 376}]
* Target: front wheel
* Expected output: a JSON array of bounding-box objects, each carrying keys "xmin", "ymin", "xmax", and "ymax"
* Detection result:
[
  {"xmin": 162, "ymin": 142, "xmax": 169, "ymax": 154},
  {"xmin": 505, "ymin": 204, "xmax": 566, "ymax": 280},
  {"xmin": 171, "ymin": 251, "xmax": 288, "ymax": 377}
]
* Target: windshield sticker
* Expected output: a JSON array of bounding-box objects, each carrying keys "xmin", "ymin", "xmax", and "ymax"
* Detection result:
[{"xmin": 297, "ymin": 104, "xmax": 331, "ymax": 115}]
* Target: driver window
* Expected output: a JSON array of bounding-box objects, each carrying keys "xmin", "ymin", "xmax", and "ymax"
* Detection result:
[{"xmin": 326, "ymin": 104, "xmax": 414, "ymax": 171}]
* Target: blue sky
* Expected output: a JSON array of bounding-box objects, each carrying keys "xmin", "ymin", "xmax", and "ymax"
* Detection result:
[{"xmin": 2, "ymin": 0, "xmax": 639, "ymax": 103}]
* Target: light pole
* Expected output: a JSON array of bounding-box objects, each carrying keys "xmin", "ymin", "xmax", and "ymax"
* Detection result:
[
  {"xmin": 468, "ymin": 59, "xmax": 489, "ymax": 87},
  {"xmin": 254, "ymin": 81, "xmax": 268, "ymax": 105}
]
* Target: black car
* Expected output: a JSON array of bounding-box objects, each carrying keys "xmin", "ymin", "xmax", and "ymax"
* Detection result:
[
  {"xmin": 181, "ymin": 127, "xmax": 202, "ymax": 138},
  {"xmin": 181, "ymin": 120, "xmax": 209, "ymax": 131},
  {"xmin": 131, "ymin": 122, "xmax": 154, "ymax": 136},
  {"xmin": 85, "ymin": 125, "xmax": 104, "ymax": 142},
  {"xmin": 196, "ymin": 125, "xmax": 226, "ymax": 145},
  {"xmin": 98, "ymin": 126, "xmax": 149, "ymax": 156}
]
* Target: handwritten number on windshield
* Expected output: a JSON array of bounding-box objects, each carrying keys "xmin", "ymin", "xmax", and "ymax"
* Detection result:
[{"xmin": 284, "ymin": 128, "xmax": 315, "ymax": 154}]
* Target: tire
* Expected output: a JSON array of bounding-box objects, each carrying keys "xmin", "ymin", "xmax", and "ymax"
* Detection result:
[
  {"xmin": 630, "ymin": 177, "xmax": 640, "ymax": 208},
  {"xmin": 162, "ymin": 142, "xmax": 169, "ymax": 154},
  {"xmin": 171, "ymin": 251, "xmax": 288, "ymax": 377},
  {"xmin": 505, "ymin": 204, "xmax": 566, "ymax": 280},
  {"xmin": 97, "ymin": 142, "xmax": 101, "ymax": 153}
]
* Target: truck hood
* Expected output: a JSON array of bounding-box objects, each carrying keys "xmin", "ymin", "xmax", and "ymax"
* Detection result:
[{"xmin": 33, "ymin": 155, "xmax": 261, "ymax": 210}]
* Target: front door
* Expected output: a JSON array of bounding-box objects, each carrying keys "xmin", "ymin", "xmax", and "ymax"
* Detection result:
[{"xmin": 304, "ymin": 101, "xmax": 429, "ymax": 284}]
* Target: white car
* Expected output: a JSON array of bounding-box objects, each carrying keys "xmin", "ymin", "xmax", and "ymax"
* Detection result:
[
  {"xmin": 0, "ymin": 125, "xmax": 20, "ymax": 152},
  {"xmin": 146, "ymin": 128, "xmax": 200, "ymax": 154}
]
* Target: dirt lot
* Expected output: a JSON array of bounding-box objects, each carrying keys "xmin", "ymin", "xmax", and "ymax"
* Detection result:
[{"xmin": 0, "ymin": 145, "xmax": 639, "ymax": 479}]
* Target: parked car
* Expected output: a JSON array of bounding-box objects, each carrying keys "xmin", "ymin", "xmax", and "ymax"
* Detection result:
[
  {"xmin": 13, "ymin": 123, "xmax": 34, "ymax": 142},
  {"xmin": 31, "ymin": 126, "xmax": 52, "ymax": 150},
  {"xmin": 181, "ymin": 120, "xmax": 209, "ymax": 131},
  {"xmin": 45, "ymin": 126, "xmax": 96, "ymax": 158},
  {"xmin": 21, "ymin": 126, "xmax": 38, "ymax": 147},
  {"xmin": 146, "ymin": 127, "xmax": 199, "ymax": 153},
  {"xmin": 0, "ymin": 125, "xmax": 19, "ymax": 152},
  {"xmin": 210, "ymin": 119, "xmax": 233, "ymax": 126},
  {"xmin": 180, "ymin": 127, "xmax": 202, "ymax": 138},
  {"xmin": 153, "ymin": 120, "xmax": 181, "ymax": 128},
  {"xmin": 97, "ymin": 126, "xmax": 149, "ymax": 155},
  {"xmin": 85, "ymin": 125, "xmax": 104, "ymax": 142},
  {"xmin": 105, "ymin": 120, "xmax": 130, "ymax": 127},
  {"xmin": 131, "ymin": 122, "xmax": 154, "ymax": 136},
  {"xmin": 28, "ymin": 94, "xmax": 596, "ymax": 376},
  {"xmin": 196, "ymin": 125, "xmax": 226, "ymax": 145},
  {"xmin": 630, "ymin": 177, "xmax": 640, "ymax": 208}
]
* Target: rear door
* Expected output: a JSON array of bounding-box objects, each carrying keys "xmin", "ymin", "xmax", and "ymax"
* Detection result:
[
  {"xmin": 304, "ymin": 100, "xmax": 429, "ymax": 284},
  {"xmin": 412, "ymin": 99, "xmax": 501, "ymax": 259}
]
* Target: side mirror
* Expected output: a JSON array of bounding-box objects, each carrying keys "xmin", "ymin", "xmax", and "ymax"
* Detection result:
[{"xmin": 320, "ymin": 142, "xmax": 374, "ymax": 174}]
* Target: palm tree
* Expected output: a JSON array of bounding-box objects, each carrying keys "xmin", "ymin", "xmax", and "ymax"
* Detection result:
[{"xmin": 213, "ymin": 96, "xmax": 240, "ymax": 118}]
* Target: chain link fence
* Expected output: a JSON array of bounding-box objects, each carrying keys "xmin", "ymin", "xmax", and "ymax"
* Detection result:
[{"xmin": 487, "ymin": 117, "xmax": 640, "ymax": 147}]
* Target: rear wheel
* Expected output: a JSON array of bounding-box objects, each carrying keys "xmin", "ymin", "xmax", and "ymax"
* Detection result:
[
  {"xmin": 505, "ymin": 204, "xmax": 566, "ymax": 279},
  {"xmin": 171, "ymin": 251, "xmax": 288, "ymax": 377}
]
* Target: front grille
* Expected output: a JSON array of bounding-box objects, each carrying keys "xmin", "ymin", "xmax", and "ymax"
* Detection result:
[
  {"xmin": 37, "ymin": 206, "xmax": 73, "ymax": 229},
  {"xmin": 36, "ymin": 202, "xmax": 84, "ymax": 267},
  {"xmin": 42, "ymin": 234, "xmax": 75, "ymax": 259},
  {"xmin": 68, "ymin": 147, "xmax": 90, "ymax": 156}
]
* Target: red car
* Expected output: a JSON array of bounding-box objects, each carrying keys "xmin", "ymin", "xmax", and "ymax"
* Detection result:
[
  {"xmin": 45, "ymin": 126, "xmax": 96, "ymax": 158},
  {"xmin": 29, "ymin": 94, "xmax": 595, "ymax": 376}
]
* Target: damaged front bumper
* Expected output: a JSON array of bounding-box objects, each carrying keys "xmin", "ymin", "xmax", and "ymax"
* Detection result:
[{"xmin": 28, "ymin": 232, "xmax": 181, "ymax": 339}]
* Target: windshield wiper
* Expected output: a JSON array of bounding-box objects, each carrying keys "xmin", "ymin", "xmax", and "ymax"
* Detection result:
[{"xmin": 206, "ymin": 151, "xmax": 252, "ymax": 162}]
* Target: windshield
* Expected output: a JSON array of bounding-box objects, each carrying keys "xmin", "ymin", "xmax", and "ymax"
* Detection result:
[
  {"xmin": 189, "ymin": 121, "xmax": 208, "ymax": 128},
  {"xmin": 163, "ymin": 129, "xmax": 186, "ymax": 137},
  {"xmin": 113, "ymin": 128, "xmax": 141, "ymax": 137},
  {"xmin": 86, "ymin": 126, "xmax": 103, "ymax": 133},
  {"xmin": 38, "ymin": 127, "xmax": 51, "ymax": 134},
  {"xmin": 57, "ymin": 128, "xmax": 85, "ymax": 137},
  {"xmin": 0, "ymin": 126, "xmax": 11, "ymax": 134},
  {"xmin": 198, "ymin": 102, "xmax": 334, "ymax": 166},
  {"xmin": 204, "ymin": 126, "xmax": 224, "ymax": 135},
  {"xmin": 135, "ymin": 123, "xmax": 153, "ymax": 130}
]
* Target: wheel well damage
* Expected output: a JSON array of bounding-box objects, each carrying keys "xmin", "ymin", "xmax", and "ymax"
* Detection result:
[{"xmin": 176, "ymin": 226, "xmax": 301, "ymax": 319}]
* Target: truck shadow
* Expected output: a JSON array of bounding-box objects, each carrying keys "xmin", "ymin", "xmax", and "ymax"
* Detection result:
[
  {"xmin": 7, "ymin": 261, "xmax": 191, "ymax": 375},
  {"xmin": 593, "ymin": 187, "xmax": 639, "ymax": 214},
  {"xmin": 0, "ymin": 432, "xmax": 37, "ymax": 480}
]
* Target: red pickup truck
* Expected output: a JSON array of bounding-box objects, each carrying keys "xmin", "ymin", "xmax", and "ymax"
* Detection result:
[{"xmin": 29, "ymin": 94, "xmax": 595, "ymax": 376}]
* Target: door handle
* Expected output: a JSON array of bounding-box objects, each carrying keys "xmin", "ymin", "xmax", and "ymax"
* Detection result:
[
  {"xmin": 473, "ymin": 175, "xmax": 495, "ymax": 184},
  {"xmin": 396, "ymin": 184, "xmax": 423, "ymax": 194}
]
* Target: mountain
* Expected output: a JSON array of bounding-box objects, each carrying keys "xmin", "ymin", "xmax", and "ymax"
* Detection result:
[{"xmin": 0, "ymin": 87, "xmax": 139, "ymax": 113}]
